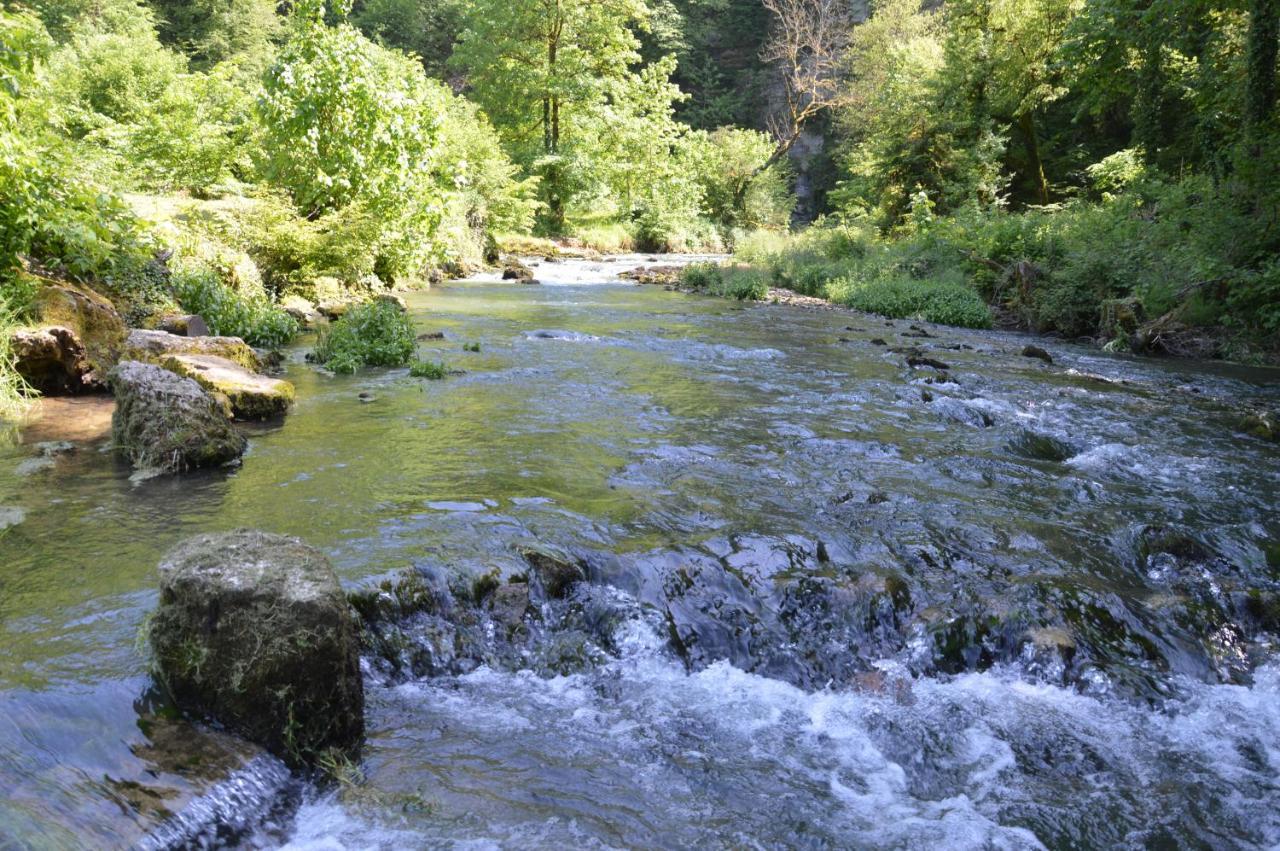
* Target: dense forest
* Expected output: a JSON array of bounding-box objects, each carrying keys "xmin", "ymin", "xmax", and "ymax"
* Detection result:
[{"xmin": 2, "ymin": 0, "xmax": 1279, "ymax": 417}]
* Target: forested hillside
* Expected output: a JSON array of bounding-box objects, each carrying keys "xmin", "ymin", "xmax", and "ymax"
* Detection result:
[{"xmin": 2, "ymin": 0, "xmax": 1279, "ymax": 419}]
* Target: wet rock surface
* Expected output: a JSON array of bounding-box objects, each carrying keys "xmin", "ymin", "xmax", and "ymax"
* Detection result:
[
  {"xmin": 108, "ymin": 361, "xmax": 246, "ymax": 474},
  {"xmin": 149, "ymin": 530, "xmax": 364, "ymax": 764}
]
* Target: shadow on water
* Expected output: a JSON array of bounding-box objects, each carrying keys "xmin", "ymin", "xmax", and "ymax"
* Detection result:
[{"xmin": 1, "ymin": 263, "xmax": 1279, "ymax": 847}]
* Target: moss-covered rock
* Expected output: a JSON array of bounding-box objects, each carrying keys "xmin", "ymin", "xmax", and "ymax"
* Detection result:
[
  {"xmin": 109, "ymin": 361, "xmax": 246, "ymax": 474},
  {"xmin": 160, "ymin": 354, "xmax": 295, "ymax": 421},
  {"xmin": 123, "ymin": 329, "xmax": 261, "ymax": 373},
  {"xmin": 11, "ymin": 273, "xmax": 128, "ymax": 393},
  {"xmin": 149, "ymin": 530, "xmax": 365, "ymax": 764}
]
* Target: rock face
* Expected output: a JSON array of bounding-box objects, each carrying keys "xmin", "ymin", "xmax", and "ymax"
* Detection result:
[
  {"xmin": 161, "ymin": 354, "xmax": 295, "ymax": 420},
  {"xmin": 11, "ymin": 327, "xmax": 99, "ymax": 394},
  {"xmin": 149, "ymin": 530, "xmax": 365, "ymax": 763},
  {"xmin": 158, "ymin": 314, "xmax": 211, "ymax": 337},
  {"xmin": 10, "ymin": 275, "xmax": 128, "ymax": 394},
  {"xmin": 123, "ymin": 329, "xmax": 261, "ymax": 373},
  {"xmin": 109, "ymin": 361, "xmax": 246, "ymax": 474}
]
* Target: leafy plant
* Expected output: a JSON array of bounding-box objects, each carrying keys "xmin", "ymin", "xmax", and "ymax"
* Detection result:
[
  {"xmin": 313, "ymin": 299, "xmax": 414, "ymax": 373},
  {"xmin": 173, "ymin": 264, "xmax": 300, "ymax": 347},
  {"xmin": 409, "ymin": 359, "xmax": 447, "ymax": 379}
]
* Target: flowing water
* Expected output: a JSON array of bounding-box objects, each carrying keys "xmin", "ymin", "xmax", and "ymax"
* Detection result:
[{"xmin": 1, "ymin": 256, "xmax": 1279, "ymax": 849}]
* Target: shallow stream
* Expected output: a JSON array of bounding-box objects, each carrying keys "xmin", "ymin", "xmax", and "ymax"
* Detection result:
[{"xmin": 2, "ymin": 257, "xmax": 1278, "ymax": 848}]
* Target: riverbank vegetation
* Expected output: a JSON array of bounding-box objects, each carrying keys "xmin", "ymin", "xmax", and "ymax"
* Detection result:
[
  {"xmin": 1, "ymin": 0, "xmax": 1279, "ymax": 417},
  {"xmin": 714, "ymin": 0, "xmax": 1280, "ymax": 360}
]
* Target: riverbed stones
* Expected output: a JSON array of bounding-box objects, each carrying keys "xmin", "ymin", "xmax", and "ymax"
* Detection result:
[
  {"xmin": 159, "ymin": 354, "xmax": 295, "ymax": 420},
  {"xmin": 149, "ymin": 530, "xmax": 364, "ymax": 764},
  {"xmin": 1021, "ymin": 344, "xmax": 1054, "ymax": 364},
  {"xmin": 109, "ymin": 361, "xmax": 246, "ymax": 474},
  {"xmin": 124, "ymin": 329, "xmax": 261, "ymax": 373}
]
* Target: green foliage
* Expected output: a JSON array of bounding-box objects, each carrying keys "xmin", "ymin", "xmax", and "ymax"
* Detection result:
[
  {"xmin": 680, "ymin": 263, "xmax": 769, "ymax": 300},
  {"xmin": 172, "ymin": 264, "xmax": 299, "ymax": 347},
  {"xmin": 409, "ymin": 358, "xmax": 447, "ymax": 379},
  {"xmin": 313, "ymin": 299, "xmax": 414, "ymax": 373},
  {"xmin": 257, "ymin": 0, "xmax": 446, "ymax": 280},
  {"xmin": 353, "ymin": 0, "xmax": 462, "ymax": 78},
  {"xmin": 681, "ymin": 127, "xmax": 793, "ymax": 233},
  {"xmin": 151, "ymin": 0, "xmax": 281, "ymax": 67},
  {"xmin": 0, "ymin": 288, "xmax": 32, "ymax": 421},
  {"xmin": 828, "ymin": 273, "xmax": 993, "ymax": 329}
]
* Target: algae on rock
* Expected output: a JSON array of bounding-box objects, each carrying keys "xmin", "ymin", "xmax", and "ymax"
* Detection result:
[
  {"xmin": 149, "ymin": 530, "xmax": 365, "ymax": 764},
  {"xmin": 109, "ymin": 361, "xmax": 247, "ymax": 474}
]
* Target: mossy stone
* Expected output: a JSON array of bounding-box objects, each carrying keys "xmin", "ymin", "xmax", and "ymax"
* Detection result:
[{"xmin": 149, "ymin": 530, "xmax": 365, "ymax": 765}]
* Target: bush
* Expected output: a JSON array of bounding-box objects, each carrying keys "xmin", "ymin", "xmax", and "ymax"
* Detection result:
[
  {"xmin": 679, "ymin": 263, "xmax": 769, "ymax": 301},
  {"xmin": 172, "ymin": 264, "xmax": 299, "ymax": 347},
  {"xmin": 313, "ymin": 299, "xmax": 414, "ymax": 373},
  {"xmin": 0, "ymin": 290, "xmax": 32, "ymax": 421},
  {"xmin": 828, "ymin": 272, "xmax": 993, "ymax": 328},
  {"xmin": 409, "ymin": 359, "xmax": 447, "ymax": 379}
]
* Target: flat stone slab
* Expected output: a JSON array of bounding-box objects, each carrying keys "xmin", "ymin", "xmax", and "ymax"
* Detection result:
[
  {"xmin": 124, "ymin": 330, "xmax": 261, "ymax": 373},
  {"xmin": 161, "ymin": 354, "xmax": 294, "ymax": 421}
]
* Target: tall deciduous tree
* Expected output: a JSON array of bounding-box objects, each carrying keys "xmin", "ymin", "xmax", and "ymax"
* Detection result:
[{"xmin": 451, "ymin": 0, "xmax": 650, "ymax": 230}]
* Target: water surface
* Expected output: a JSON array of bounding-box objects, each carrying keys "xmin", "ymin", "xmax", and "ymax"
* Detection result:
[{"xmin": 1, "ymin": 260, "xmax": 1278, "ymax": 848}]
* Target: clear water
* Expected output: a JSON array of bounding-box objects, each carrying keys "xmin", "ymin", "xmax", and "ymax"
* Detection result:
[{"xmin": 1, "ymin": 262, "xmax": 1278, "ymax": 848}]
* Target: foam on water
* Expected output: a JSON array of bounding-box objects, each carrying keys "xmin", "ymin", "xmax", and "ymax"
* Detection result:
[{"xmin": 278, "ymin": 616, "xmax": 1280, "ymax": 849}]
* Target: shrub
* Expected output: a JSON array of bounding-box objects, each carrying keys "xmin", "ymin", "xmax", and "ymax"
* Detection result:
[
  {"xmin": 0, "ymin": 290, "xmax": 32, "ymax": 421},
  {"xmin": 679, "ymin": 263, "xmax": 769, "ymax": 301},
  {"xmin": 172, "ymin": 264, "xmax": 299, "ymax": 347},
  {"xmin": 409, "ymin": 359, "xmax": 447, "ymax": 379},
  {"xmin": 828, "ymin": 273, "xmax": 992, "ymax": 328},
  {"xmin": 313, "ymin": 299, "xmax": 414, "ymax": 373}
]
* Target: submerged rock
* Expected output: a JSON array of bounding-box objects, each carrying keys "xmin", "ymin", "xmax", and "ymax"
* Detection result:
[
  {"xmin": 149, "ymin": 530, "xmax": 364, "ymax": 764},
  {"xmin": 1021, "ymin": 344, "xmax": 1054, "ymax": 364},
  {"xmin": 124, "ymin": 329, "xmax": 261, "ymax": 373},
  {"xmin": 160, "ymin": 354, "xmax": 295, "ymax": 421},
  {"xmin": 109, "ymin": 361, "xmax": 246, "ymax": 475}
]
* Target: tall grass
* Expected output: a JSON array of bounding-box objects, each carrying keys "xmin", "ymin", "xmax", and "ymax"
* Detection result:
[{"xmin": 0, "ymin": 291, "xmax": 33, "ymax": 424}]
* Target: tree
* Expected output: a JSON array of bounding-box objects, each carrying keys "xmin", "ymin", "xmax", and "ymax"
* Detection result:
[
  {"xmin": 757, "ymin": 0, "xmax": 853, "ymax": 175},
  {"xmin": 1247, "ymin": 0, "xmax": 1279, "ymax": 127},
  {"xmin": 451, "ymin": 0, "xmax": 651, "ymax": 230},
  {"xmin": 151, "ymin": 0, "xmax": 282, "ymax": 67}
]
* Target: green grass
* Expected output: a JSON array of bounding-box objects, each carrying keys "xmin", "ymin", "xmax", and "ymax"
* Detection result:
[
  {"xmin": 827, "ymin": 273, "xmax": 993, "ymax": 329},
  {"xmin": 0, "ymin": 292, "xmax": 33, "ymax": 423},
  {"xmin": 680, "ymin": 263, "xmax": 770, "ymax": 301},
  {"xmin": 173, "ymin": 265, "xmax": 300, "ymax": 348},
  {"xmin": 409, "ymin": 359, "xmax": 447, "ymax": 379}
]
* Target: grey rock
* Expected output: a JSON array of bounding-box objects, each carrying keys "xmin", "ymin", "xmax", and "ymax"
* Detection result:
[
  {"xmin": 149, "ymin": 530, "xmax": 364, "ymax": 764},
  {"xmin": 109, "ymin": 361, "xmax": 246, "ymax": 475}
]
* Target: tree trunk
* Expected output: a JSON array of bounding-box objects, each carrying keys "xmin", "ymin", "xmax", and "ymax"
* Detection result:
[
  {"xmin": 1247, "ymin": 0, "xmax": 1279, "ymax": 127},
  {"xmin": 1019, "ymin": 112, "xmax": 1050, "ymax": 205}
]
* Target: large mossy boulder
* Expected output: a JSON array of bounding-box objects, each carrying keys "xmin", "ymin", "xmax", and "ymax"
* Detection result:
[
  {"xmin": 149, "ymin": 530, "xmax": 365, "ymax": 764},
  {"xmin": 10, "ymin": 273, "xmax": 128, "ymax": 394},
  {"xmin": 160, "ymin": 354, "xmax": 295, "ymax": 420},
  {"xmin": 123, "ymin": 329, "xmax": 262, "ymax": 373},
  {"xmin": 109, "ymin": 361, "xmax": 246, "ymax": 474}
]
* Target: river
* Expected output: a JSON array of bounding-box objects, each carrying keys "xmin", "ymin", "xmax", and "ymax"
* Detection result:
[{"xmin": 1, "ymin": 257, "xmax": 1278, "ymax": 848}]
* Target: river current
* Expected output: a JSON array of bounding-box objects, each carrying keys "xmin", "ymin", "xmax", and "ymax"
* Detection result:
[{"xmin": 1, "ymin": 257, "xmax": 1278, "ymax": 848}]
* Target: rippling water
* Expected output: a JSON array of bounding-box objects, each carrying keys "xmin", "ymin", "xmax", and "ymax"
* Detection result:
[{"xmin": 1, "ymin": 259, "xmax": 1278, "ymax": 848}]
